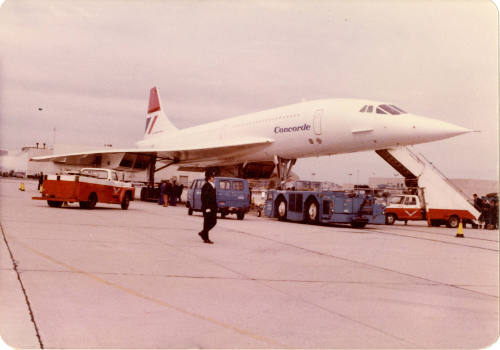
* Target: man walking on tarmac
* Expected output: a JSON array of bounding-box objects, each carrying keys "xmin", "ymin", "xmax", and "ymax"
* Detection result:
[{"xmin": 198, "ymin": 169, "xmax": 217, "ymax": 244}]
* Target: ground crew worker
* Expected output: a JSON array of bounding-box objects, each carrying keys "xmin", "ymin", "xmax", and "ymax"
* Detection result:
[
  {"xmin": 158, "ymin": 180, "xmax": 165, "ymax": 206},
  {"xmin": 38, "ymin": 172, "xmax": 44, "ymax": 190},
  {"xmin": 198, "ymin": 169, "xmax": 217, "ymax": 244}
]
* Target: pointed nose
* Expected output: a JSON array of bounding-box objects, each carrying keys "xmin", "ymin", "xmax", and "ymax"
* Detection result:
[{"xmin": 410, "ymin": 115, "xmax": 472, "ymax": 143}]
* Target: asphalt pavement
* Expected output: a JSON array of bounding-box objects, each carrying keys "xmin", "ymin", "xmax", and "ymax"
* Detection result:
[{"xmin": 0, "ymin": 178, "xmax": 498, "ymax": 349}]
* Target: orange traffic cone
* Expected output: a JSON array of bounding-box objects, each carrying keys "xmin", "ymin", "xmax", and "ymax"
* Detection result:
[{"xmin": 456, "ymin": 219, "xmax": 464, "ymax": 238}]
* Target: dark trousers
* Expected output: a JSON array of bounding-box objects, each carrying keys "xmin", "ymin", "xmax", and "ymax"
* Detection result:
[{"xmin": 202, "ymin": 210, "xmax": 217, "ymax": 238}]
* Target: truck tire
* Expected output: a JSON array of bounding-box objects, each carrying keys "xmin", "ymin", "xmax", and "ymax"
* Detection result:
[
  {"xmin": 276, "ymin": 197, "xmax": 287, "ymax": 221},
  {"xmin": 47, "ymin": 200, "xmax": 63, "ymax": 208},
  {"xmin": 446, "ymin": 215, "xmax": 460, "ymax": 228},
  {"xmin": 385, "ymin": 213, "xmax": 396, "ymax": 225},
  {"xmin": 305, "ymin": 199, "xmax": 319, "ymax": 224},
  {"xmin": 351, "ymin": 221, "xmax": 367, "ymax": 228},
  {"xmin": 430, "ymin": 220, "xmax": 441, "ymax": 227},
  {"xmin": 237, "ymin": 212, "xmax": 245, "ymax": 220},
  {"xmin": 87, "ymin": 193, "xmax": 97, "ymax": 209},
  {"xmin": 121, "ymin": 193, "xmax": 130, "ymax": 210}
]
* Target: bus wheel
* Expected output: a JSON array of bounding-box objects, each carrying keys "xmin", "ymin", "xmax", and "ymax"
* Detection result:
[
  {"xmin": 385, "ymin": 213, "xmax": 396, "ymax": 225},
  {"xmin": 237, "ymin": 212, "xmax": 245, "ymax": 220},
  {"xmin": 305, "ymin": 199, "xmax": 319, "ymax": 224},
  {"xmin": 276, "ymin": 198, "xmax": 287, "ymax": 221}
]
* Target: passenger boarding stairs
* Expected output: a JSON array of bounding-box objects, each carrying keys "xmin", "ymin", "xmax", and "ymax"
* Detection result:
[{"xmin": 376, "ymin": 146, "xmax": 480, "ymax": 221}]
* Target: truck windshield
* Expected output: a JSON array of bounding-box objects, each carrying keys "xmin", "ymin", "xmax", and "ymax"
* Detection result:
[{"xmin": 390, "ymin": 196, "xmax": 405, "ymax": 204}]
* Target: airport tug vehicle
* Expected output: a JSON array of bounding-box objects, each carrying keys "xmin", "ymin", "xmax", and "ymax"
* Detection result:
[
  {"xmin": 32, "ymin": 168, "xmax": 135, "ymax": 209},
  {"xmin": 265, "ymin": 188, "xmax": 386, "ymax": 228}
]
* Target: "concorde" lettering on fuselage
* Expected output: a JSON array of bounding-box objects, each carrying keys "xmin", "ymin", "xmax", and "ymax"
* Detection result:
[{"xmin": 274, "ymin": 124, "xmax": 311, "ymax": 134}]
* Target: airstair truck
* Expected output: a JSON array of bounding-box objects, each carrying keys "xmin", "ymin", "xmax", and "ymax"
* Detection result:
[{"xmin": 376, "ymin": 147, "xmax": 480, "ymax": 228}]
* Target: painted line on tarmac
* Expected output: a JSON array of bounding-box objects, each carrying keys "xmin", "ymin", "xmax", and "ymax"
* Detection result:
[
  {"xmin": 0, "ymin": 224, "xmax": 44, "ymax": 348},
  {"xmin": 226, "ymin": 227, "xmax": 500, "ymax": 299},
  {"xmin": 7, "ymin": 235, "xmax": 288, "ymax": 349}
]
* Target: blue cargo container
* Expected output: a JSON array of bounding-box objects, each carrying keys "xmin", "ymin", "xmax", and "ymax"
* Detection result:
[
  {"xmin": 264, "ymin": 189, "xmax": 385, "ymax": 228},
  {"xmin": 187, "ymin": 177, "xmax": 250, "ymax": 220}
]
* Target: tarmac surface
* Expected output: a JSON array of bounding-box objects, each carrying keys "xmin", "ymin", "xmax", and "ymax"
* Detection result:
[{"xmin": 0, "ymin": 178, "xmax": 498, "ymax": 349}]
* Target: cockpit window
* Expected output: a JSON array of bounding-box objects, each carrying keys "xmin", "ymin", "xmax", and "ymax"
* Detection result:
[
  {"xmin": 390, "ymin": 105, "xmax": 407, "ymax": 114},
  {"xmin": 378, "ymin": 104, "xmax": 407, "ymax": 115},
  {"xmin": 359, "ymin": 105, "xmax": 374, "ymax": 113},
  {"xmin": 361, "ymin": 104, "xmax": 406, "ymax": 115},
  {"xmin": 379, "ymin": 105, "xmax": 398, "ymax": 114}
]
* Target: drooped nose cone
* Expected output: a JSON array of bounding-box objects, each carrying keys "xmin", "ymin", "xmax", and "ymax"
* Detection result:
[{"xmin": 408, "ymin": 115, "xmax": 472, "ymax": 144}]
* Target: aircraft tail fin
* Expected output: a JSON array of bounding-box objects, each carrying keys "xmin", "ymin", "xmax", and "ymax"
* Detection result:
[{"xmin": 144, "ymin": 87, "xmax": 178, "ymax": 138}]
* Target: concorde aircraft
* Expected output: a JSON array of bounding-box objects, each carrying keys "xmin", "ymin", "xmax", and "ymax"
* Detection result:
[{"xmin": 32, "ymin": 86, "xmax": 471, "ymax": 184}]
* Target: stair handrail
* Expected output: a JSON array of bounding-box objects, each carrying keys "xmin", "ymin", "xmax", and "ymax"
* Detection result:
[
  {"xmin": 408, "ymin": 146, "xmax": 473, "ymax": 204},
  {"xmin": 403, "ymin": 146, "xmax": 426, "ymax": 166}
]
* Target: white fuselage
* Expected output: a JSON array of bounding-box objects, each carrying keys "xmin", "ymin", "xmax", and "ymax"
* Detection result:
[{"xmin": 135, "ymin": 98, "xmax": 469, "ymax": 166}]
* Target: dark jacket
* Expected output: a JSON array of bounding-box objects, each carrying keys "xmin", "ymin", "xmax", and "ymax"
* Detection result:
[{"xmin": 201, "ymin": 181, "xmax": 217, "ymax": 213}]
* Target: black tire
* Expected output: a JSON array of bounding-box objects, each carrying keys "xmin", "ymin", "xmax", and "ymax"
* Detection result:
[
  {"xmin": 276, "ymin": 197, "xmax": 287, "ymax": 221},
  {"xmin": 87, "ymin": 193, "xmax": 97, "ymax": 209},
  {"xmin": 385, "ymin": 213, "xmax": 396, "ymax": 225},
  {"xmin": 221, "ymin": 212, "xmax": 227, "ymax": 219},
  {"xmin": 121, "ymin": 193, "xmax": 130, "ymax": 210},
  {"xmin": 305, "ymin": 199, "xmax": 319, "ymax": 224},
  {"xmin": 351, "ymin": 221, "xmax": 367, "ymax": 228},
  {"xmin": 237, "ymin": 212, "xmax": 244, "ymax": 220},
  {"xmin": 47, "ymin": 200, "xmax": 63, "ymax": 208},
  {"xmin": 188, "ymin": 206, "xmax": 193, "ymax": 215},
  {"xmin": 430, "ymin": 220, "xmax": 441, "ymax": 227},
  {"xmin": 446, "ymin": 215, "xmax": 460, "ymax": 228}
]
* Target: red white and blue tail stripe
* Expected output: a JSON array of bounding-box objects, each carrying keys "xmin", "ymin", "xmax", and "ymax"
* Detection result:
[{"xmin": 144, "ymin": 87, "xmax": 178, "ymax": 137}]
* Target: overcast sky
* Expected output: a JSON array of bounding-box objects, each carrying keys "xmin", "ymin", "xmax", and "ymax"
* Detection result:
[{"xmin": 0, "ymin": 0, "xmax": 498, "ymax": 183}]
